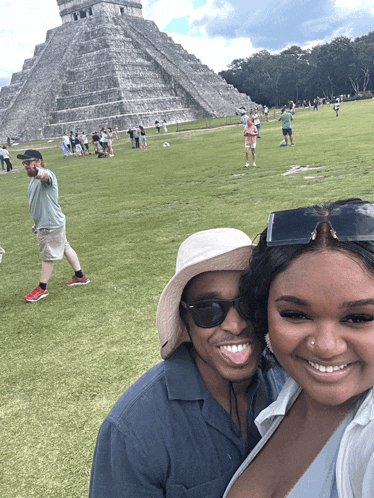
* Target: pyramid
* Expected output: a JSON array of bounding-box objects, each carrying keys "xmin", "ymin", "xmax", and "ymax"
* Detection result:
[{"xmin": 0, "ymin": 0, "xmax": 252, "ymax": 142}]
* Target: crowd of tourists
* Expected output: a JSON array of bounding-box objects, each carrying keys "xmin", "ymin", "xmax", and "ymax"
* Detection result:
[{"xmin": 60, "ymin": 128, "xmax": 115, "ymax": 158}]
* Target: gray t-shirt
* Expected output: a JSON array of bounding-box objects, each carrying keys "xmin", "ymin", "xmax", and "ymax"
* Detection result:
[
  {"xmin": 279, "ymin": 112, "xmax": 293, "ymax": 129},
  {"xmin": 28, "ymin": 170, "xmax": 66, "ymax": 230}
]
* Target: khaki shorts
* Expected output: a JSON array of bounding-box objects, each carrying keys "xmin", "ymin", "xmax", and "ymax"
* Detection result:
[{"xmin": 37, "ymin": 226, "xmax": 71, "ymax": 260}]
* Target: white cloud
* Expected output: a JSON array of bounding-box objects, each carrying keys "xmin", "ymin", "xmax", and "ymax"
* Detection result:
[
  {"xmin": 0, "ymin": 0, "xmax": 60, "ymax": 80},
  {"xmin": 333, "ymin": 0, "xmax": 374, "ymax": 16},
  {"xmin": 164, "ymin": 32, "xmax": 254, "ymax": 72},
  {"xmin": 143, "ymin": 0, "xmax": 195, "ymax": 29}
]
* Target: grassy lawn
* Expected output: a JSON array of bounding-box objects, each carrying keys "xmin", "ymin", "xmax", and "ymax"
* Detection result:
[{"xmin": 1, "ymin": 99, "xmax": 374, "ymax": 497}]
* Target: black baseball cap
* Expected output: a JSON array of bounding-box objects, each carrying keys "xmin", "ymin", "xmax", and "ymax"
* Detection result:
[{"xmin": 17, "ymin": 150, "xmax": 43, "ymax": 161}]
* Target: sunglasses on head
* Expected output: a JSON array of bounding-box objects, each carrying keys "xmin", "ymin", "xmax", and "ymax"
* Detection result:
[
  {"xmin": 266, "ymin": 203, "xmax": 374, "ymax": 246},
  {"xmin": 180, "ymin": 296, "xmax": 250, "ymax": 328}
]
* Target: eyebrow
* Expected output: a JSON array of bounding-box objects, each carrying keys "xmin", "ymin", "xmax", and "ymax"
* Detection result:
[
  {"xmin": 342, "ymin": 299, "xmax": 374, "ymax": 308},
  {"xmin": 188, "ymin": 292, "xmax": 222, "ymax": 302},
  {"xmin": 274, "ymin": 296, "xmax": 308, "ymax": 306},
  {"xmin": 274, "ymin": 296, "xmax": 374, "ymax": 308}
]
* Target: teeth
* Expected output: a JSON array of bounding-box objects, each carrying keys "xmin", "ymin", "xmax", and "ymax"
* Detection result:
[
  {"xmin": 220, "ymin": 343, "xmax": 249, "ymax": 353},
  {"xmin": 308, "ymin": 361, "xmax": 348, "ymax": 372}
]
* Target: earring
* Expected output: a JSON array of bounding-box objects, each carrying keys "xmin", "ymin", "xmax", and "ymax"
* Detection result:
[{"xmin": 265, "ymin": 334, "xmax": 274, "ymax": 353}]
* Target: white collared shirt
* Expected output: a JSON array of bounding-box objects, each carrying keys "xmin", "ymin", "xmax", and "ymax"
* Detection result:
[{"xmin": 223, "ymin": 378, "xmax": 374, "ymax": 498}]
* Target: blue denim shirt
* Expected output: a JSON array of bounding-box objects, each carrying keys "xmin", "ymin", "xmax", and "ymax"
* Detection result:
[{"xmin": 89, "ymin": 344, "xmax": 288, "ymax": 498}]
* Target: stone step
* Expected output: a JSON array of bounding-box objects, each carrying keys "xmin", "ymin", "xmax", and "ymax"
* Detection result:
[
  {"xmin": 50, "ymin": 96, "xmax": 183, "ymax": 122},
  {"xmin": 43, "ymin": 107, "xmax": 199, "ymax": 138}
]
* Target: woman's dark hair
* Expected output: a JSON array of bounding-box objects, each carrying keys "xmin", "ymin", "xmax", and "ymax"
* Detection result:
[{"xmin": 240, "ymin": 198, "xmax": 374, "ymax": 344}]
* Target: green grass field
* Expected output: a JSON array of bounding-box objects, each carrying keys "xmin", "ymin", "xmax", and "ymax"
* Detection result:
[{"xmin": 1, "ymin": 100, "xmax": 374, "ymax": 497}]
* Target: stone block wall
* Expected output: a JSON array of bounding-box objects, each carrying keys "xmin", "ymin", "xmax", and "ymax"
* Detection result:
[{"xmin": 0, "ymin": 6, "xmax": 252, "ymax": 142}]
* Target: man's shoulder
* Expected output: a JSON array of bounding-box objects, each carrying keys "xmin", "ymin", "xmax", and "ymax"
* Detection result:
[{"xmin": 106, "ymin": 361, "xmax": 168, "ymax": 425}]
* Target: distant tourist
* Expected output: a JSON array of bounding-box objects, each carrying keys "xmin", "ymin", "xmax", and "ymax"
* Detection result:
[
  {"xmin": 162, "ymin": 119, "xmax": 168, "ymax": 133},
  {"xmin": 115, "ymin": 126, "xmax": 120, "ymax": 140},
  {"xmin": 155, "ymin": 120, "xmax": 161, "ymax": 133},
  {"xmin": 133, "ymin": 127, "xmax": 140, "ymax": 148},
  {"xmin": 252, "ymin": 109, "xmax": 261, "ymax": 138},
  {"xmin": 139, "ymin": 126, "xmax": 147, "ymax": 151},
  {"xmin": 100, "ymin": 128, "xmax": 109, "ymax": 155},
  {"xmin": 240, "ymin": 111, "xmax": 249, "ymax": 127},
  {"xmin": 0, "ymin": 145, "xmax": 4, "ymax": 171},
  {"xmin": 107, "ymin": 128, "xmax": 115, "ymax": 156},
  {"xmin": 244, "ymin": 117, "xmax": 259, "ymax": 167},
  {"xmin": 18, "ymin": 149, "xmax": 90, "ymax": 302},
  {"xmin": 82, "ymin": 133, "xmax": 91, "ymax": 154},
  {"xmin": 127, "ymin": 128, "xmax": 135, "ymax": 148},
  {"xmin": 278, "ymin": 108, "xmax": 295, "ymax": 146},
  {"xmin": 60, "ymin": 139, "xmax": 72, "ymax": 158},
  {"xmin": 2, "ymin": 146, "xmax": 12, "ymax": 172},
  {"xmin": 63, "ymin": 133, "xmax": 70, "ymax": 151},
  {"xmin": 313, "ymin": 98, "xmax": 318, "ymax": 111},
  {"xmin": 264, "ymin": 106, "xmax": 269, "ymax": 118},
  {"xmin": 92, "ymin": 132, "xmax": 101, "ymax": 154},
  {"xmin": 334, "ymin": 98, "xmax": 340, "ymax": 117},
  {"xmin": 70, "ymin": 131, "xmax": 76, "ymax": 153},
  {"xmin": 75, "ymin": 137, "xmax": 83, "ymax": 156}
]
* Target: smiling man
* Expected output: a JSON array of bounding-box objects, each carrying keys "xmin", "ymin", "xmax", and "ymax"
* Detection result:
[{"xmin": 89, "ymin": 228, "xmax": 288, "ymax": 498}]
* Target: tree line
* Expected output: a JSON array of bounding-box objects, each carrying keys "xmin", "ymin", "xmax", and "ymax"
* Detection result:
[{"xmin": 219, "ymin": 32, "xmax": 374, "ymax": 107}]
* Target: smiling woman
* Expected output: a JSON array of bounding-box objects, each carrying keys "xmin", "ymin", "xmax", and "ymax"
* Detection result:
[{"xmin": 223, "ymin": 198, "xmax": 374, "ymax": 498}]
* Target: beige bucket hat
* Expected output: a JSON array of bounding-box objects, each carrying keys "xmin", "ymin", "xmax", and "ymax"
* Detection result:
[{"xmin": 157, "ymin": 228, "xmax": 254, "ymax": 359}]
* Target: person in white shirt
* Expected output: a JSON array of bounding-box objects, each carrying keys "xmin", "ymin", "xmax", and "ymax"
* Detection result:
[
  {"xmin": 0, "ymin": 146, "xmax": 5, "ymax": 171},
  {"xmin": 252, "ymin": 109, "xmax": 261, "ymax": 138},
  {"xmin": 2, "ymin": 146, "xmax": 12, "ymax": 172},
  {"xmin": 224, "ymin": 198, "xmax": 374, "ymax": 498}
]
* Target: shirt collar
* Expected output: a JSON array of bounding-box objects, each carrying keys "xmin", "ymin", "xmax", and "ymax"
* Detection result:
[
  {"xmin": 255, "ymin": 377, "xmax": 301, "ymax": 434},
  {"xmin": 351, "ymin": 388, "xmax": 374, "ymax": 426},
  {"xmin": 256, "ymin": 379, "xmax": 374, "ymax": 433},
  {"xmin": 164, "ymin": 343, "xmax": 209, "ymax": 401}
]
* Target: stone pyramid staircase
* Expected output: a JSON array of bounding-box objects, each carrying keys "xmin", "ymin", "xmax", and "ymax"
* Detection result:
[{"xmin": 0, "ymin": 12, "xmax": 252, "ymax": 142}]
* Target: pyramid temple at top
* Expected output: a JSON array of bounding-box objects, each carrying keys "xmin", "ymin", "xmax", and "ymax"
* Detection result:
[{"xmin": 0, "ymin": 0, "xmax": 252, "ymax": 142}]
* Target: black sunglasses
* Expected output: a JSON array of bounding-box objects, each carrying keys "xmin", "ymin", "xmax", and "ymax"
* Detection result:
[
  {"xmin": 180, "ymin": 296, "xmax": 250, "ymax": 328},
  {"xmin": 267, "ymin": 203, "xmax": 374, "ymax": 246}
]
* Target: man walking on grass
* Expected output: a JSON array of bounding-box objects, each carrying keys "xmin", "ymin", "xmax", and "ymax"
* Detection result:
[
  {"xmin": 18, "ymin": 150, "xmax": 90, "ymax": 302},
  {"xmin": 278, "ymin": 108, "xmax": 295, "ymax": 146}
]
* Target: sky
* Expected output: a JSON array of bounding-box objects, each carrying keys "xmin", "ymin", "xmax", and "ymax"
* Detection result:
[{"xmin": 1, "ymin": 0, "xmax": 374, "ymax": 88}]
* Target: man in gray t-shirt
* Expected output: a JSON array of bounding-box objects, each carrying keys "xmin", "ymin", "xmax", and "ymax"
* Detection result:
[
  {"xmin": 278, "ymin": 108, "xmax": 295, "ymax": 146},
  {"xmin": 17, "ymin": 149, "xmax": 90, "ymax": 302}
]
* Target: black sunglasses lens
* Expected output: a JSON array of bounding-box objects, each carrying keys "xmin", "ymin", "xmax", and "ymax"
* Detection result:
[
  {"xmin": 328, "ymin": 203, "xmax": 374, "ymax": 241},
  {"xmin": 267, "ymin": 207, "xmax": 322, "ymax": 246},
  {"xmin": 191, "ymin": 301, "xmax": 225, "ymax": 328},
  {"xmin": 236, "ymin": 297, "xmax": 251, "ymax": 320}
]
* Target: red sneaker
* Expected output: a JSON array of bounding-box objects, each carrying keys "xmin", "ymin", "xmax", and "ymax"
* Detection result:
[
  {"xmin": 25, "ymin": 286, "xmax": 49, "ymax": 302},
  {"xmin": 67, "ymin": 275, "xmax": 90, "ymax": 286}
]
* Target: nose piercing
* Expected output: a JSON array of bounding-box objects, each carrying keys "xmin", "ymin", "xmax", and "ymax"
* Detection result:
[{"xmin": 311, "ymin": 340, "xmax": 315, "ymax": 346}]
